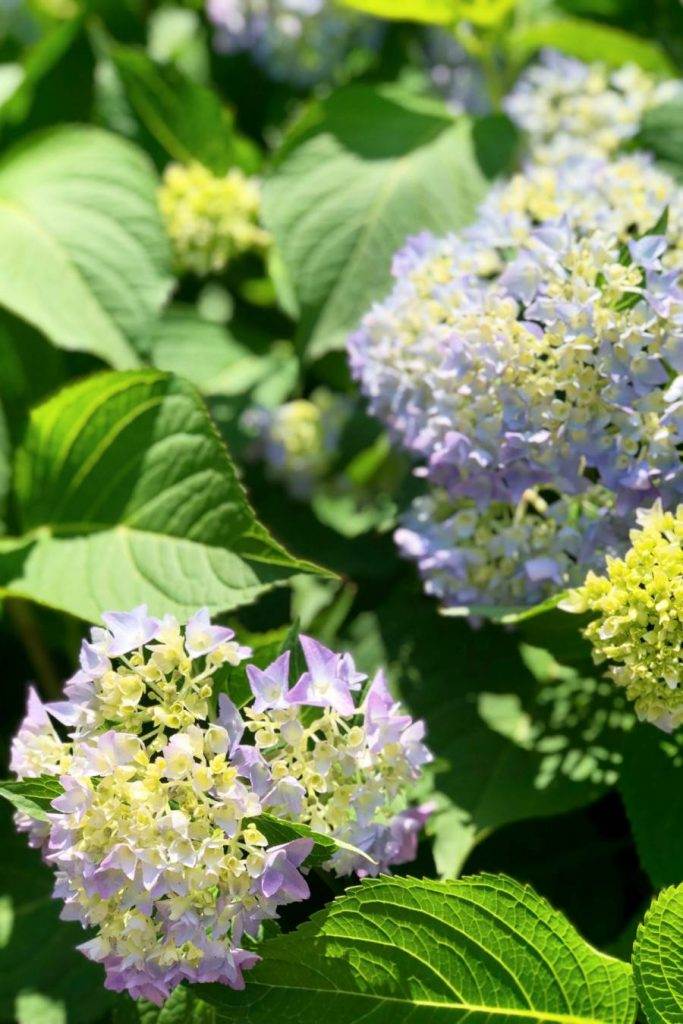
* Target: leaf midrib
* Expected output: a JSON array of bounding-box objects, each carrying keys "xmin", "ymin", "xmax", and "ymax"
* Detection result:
[{"xmin": 215, "ymin": 981, "xmax": 614, "ymax": 1024}]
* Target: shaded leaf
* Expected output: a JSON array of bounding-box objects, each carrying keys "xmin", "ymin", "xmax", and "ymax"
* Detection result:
[
  {"xmin": 618, "ymin": 728, "xmax": 683, "ymax": 889},
  {"xmin": 0, "ymin": 776, "xmax": 62, "ymax": 821},
  {"xmin": 110, "ymin": 44, "xmax": 259, "ymax": 175}
]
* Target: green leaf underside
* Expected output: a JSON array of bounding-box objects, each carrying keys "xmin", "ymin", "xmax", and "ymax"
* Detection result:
[
  {"xmin": 633, "ymin": 885, "xmax": 683, "ymax": 1024},
  {"xmin": 0, "ymin": 126, "xmax": 172, "ymax": 367},
  {"xmin": 264, "ymin": 89, "xmax": 517, "ymax": 359},
  {"xmin": 201, "ymin": 874, "xmax": 636, "ymax": 1024},
  {"xmin": 0, "ymin": 370, "xmax": 328, "ymax": 621}
]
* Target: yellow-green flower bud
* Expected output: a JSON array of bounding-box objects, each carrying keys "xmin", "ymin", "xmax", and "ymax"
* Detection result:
[
  {"xmin": 158, "ymin": 161, "xmax": 269, "ymax": 276},
  {"xmin": 562, "ymin": 501, "xmax": 683, "ymax": 731}
]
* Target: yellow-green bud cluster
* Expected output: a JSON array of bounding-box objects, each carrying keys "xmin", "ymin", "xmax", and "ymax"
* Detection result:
[
  {"xmin": 158, "ymin": 162, "xmax": 269, "ymax": 276},
  {"xmin": 562, "ymin": 502, "xmax": 683, "ymax": 731}
]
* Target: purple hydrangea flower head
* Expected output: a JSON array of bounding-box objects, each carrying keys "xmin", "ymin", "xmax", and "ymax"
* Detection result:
[
  {"xmin": 9, "ymin": 610, "xmax": 431, "ymax": 1005},
  {"xmin": 351, "ymin": 151, "xmax": 683, "ymax": 609}
]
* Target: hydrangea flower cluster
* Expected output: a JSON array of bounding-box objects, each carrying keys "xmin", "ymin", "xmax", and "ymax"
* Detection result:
[
  {"xmin": 158, "ymin": 162, "xmax": 269, "ymax": 276},
  {"xmin": 242, "ymin": 389, "xmax": 352, "ymax": 499},
  {"xmin": 561, "ymin": 502, "xmax": 682, "ymax": 732},
  {"xmin": 10, "ymin": 607, "xmax": 430, "ymax": 1004},
  {"xmin": 350, "ymin": 151, "xmax": 683, "ymax": 608},
  {"xmin": 505, "ymin": 49, "xmax": 681, "ymax": 163},
  {"xmin": 206, "ymin": 0, "xmax": 380, "ymax": 86}
]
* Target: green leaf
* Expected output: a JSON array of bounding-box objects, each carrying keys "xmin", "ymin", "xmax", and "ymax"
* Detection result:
[
  {"xmin": 148, "ymin": 306, "xmax": 279, "ymax": 397},
  {"xmin": 0, "ymin": 776, "xmax": 62, "ymax": 821},
  {"xmin": 633, "ymin": 885, "xmax": 683, "ymax": 1024},
  {"xmin": 0, "ymin": 125, "xmax": 172, "ymax": 368},
  {"xmin": 113, "ymin": 987, "xmax": 215, "ymax": 1024},
  {"xmin": 0, "ymin": 370, "xmax": 329, "ymax": 622},
  {"xmin": 636, "ymin": 101, "xmax": 683, "ymax": 168},
  {"xmin": 618, "ymin": 728, "xmax": 683, "ymax": 889},
  {"xmin": 373, "ymin": 586, "xmax": 632, "ymax": 876},
  {"xmin": 202, "ymin": 873, "xmax": 636, "ymax": 1024},
  {"xmin": 440, "ymin": 592, "xmax": 566, "ymax": 624},
  {"xmin": 253, "ymin": 813, "xmax": 374, "ymax": 869},
  {"xmin": 339, "ymin": 0, "xmax": 457, "ymax": 23},
  {"xmin": 263, "ymin": 89, "xmax": 517, "ymax": 359},
  {"xmin": 110, "ymin": 44, "xmax": 260, "ymax": 175},
  {"xmin": 0, "ymin": 802, "xmax": 114, "ymax": 1023},
  {"xmin": 506, "ymin": 18, "xmax": 675, "ymax": 73}
]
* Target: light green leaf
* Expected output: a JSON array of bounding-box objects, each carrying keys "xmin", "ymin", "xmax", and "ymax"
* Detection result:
[
  {"xmin": 506, "ymin": 18, "xmax": 675, "ymax": 73},
  {"xmin": 0, "ymin": 125, "xmax": 173, "ymax": 367},
  {"xmin": 0, "ymin": 776, "xmax": 62, "ymax": 821},
  {"xmin": 618, "ymin": 728, "xmax": 683, "ymax": 889},
  {"xmin": 263, "ymin": 88, "xmax": 517, "ymax": 359},
  {"xmin": 202, "ymin": 873, "xmax": 637, "ymax": 1024},
  {"xmin": 110, "ymin": 44, "xmax": 260, "ymax": 175},
  {"xmin": 148, "ymin": 306, "xmax": 280, "ymax": 397},
  {"xmin": 0, "ymin": 370, "xmax": 328, "ymax": 622},
  {"xmin": 633, "ymin": 885, "xmax": 683, "ymax": 1024},
  {"xmin": 0, "ymin": 803, "xmax": 113, "ymax": 1024},
  {"xmin": 339, "ymin": 0, "xmax": 457, "ymax": 24}
]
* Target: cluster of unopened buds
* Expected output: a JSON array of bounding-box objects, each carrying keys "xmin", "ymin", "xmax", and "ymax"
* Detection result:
[
  {"xmin": 158, "ymin": 161, "xmax": 269, "ymax": 276},
  {"xmin": 562, "ymin": 501, "xmax": 682, "ymax": 733},
  {"xmin": 10, "ymin": 607, "xmax": 431, "ymax": 1005}
]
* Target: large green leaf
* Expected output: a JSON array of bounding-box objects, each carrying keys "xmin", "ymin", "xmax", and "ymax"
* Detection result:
[
  {"xmin": 0, "ymin": 370, "xmax": 327, "ymax": 622},
  {"xmin": 372, "ymin": 585, "xmax": 632, "ymax": 876},
  {"xmin": 0, "ymin": 126, "xmax": 172, "ymax": 368},
  {"xmin": 0, "ymin": 803, "xmax": 114, "ymax": 1024},
  {"xmin": 202, "ymin": 873, "xmax": 636, "ymax": 1024},
  {"xmin": 618, "ymin": 729, "xmax": 683, "ymax": 889},
  {"xmin": 113, "ymin": 987, "xmax": 215, "ymax": 1024},
  {"xmin": 110, "ymin": 45, "xmax": 260, "ymax": 175},
  {"xmin": 506, "ymin": 18, "xmax": 675, "ymax": 73},
  {"xmin": 263, "ymin": 88, "xmax": 517, "ymax": 359},
  {"xmin": 633, "ymin": 885, "xmax": 683, "ymax": 1024},
  {"xmin": 0, "ymin": 777, "xmax": 62, "ymax": 822}
]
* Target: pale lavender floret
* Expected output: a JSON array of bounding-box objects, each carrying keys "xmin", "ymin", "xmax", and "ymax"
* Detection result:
[
  {"xmin": 358, "ymin": 804, "xmax": 433, "ymax": 877},
  {"xmin": 101, "ymin": 605, "xmax": 160, "ymax": 657},
  {"xmin": 10, "ymin": 687, "xmax": 55, "ymax": 776},
  {"xmin": 184, "ymin": 607, "xmax": 236, "ymax": 658},
  {"xmin": 217, "ymin": 693, "xmax": 246, "ymax": 751},
  {"xmin": 247, "ymin": 651, "xmax": 291, "ymax": 712},
  {"xmin": 256, "ymin": 838, "xmax": 313, "ymax": 902},
  {"xmin": 287, "ymin": 635, "xmax": 356, "ymax": 715}
]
